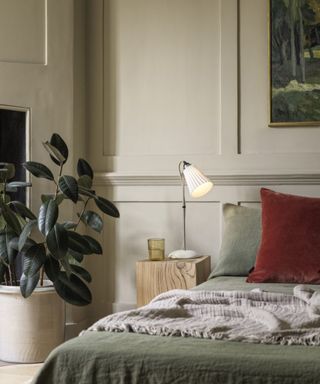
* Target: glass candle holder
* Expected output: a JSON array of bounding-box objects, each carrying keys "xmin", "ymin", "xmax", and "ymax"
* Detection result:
[{"xmin": 148, "ymin": 238, "xmax": 165, "ymax": 261}]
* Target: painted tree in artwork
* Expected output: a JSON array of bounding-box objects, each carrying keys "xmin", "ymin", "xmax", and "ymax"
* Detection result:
[
  {"xmin": 271, "ymin": 0, "xmax": 290, "ymax": 66},
  {"xmin": 308, "ymin": 0, "xmax": 320, "ymax": 23},
  {"xmin": 283, "ymin": 0, "xmax": 307, "ymax": 82},
  {"xmin": 283, "ymin": 0, "xmax": 298, "ymax": 78},
  {"xmin": 306, "ymin": 0, "xmax": 320, "ymax": 52},
  {"xmin": 271, "ymin": 0, "xmax": 320, "ymax": 123},
  {"xmin": 298, "ymin": 1, "xmax": 306, "ymax": 82}
]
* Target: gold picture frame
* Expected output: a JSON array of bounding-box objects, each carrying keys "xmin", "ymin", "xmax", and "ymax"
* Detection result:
[{"xmin": 269, "ymin": 0, "xmax": 320, "ymax": 127}]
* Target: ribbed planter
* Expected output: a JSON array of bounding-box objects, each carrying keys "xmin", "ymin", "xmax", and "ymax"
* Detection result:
[{"xmin": 0, "ymin": 282, "xmax": 65, "ymax": 363}]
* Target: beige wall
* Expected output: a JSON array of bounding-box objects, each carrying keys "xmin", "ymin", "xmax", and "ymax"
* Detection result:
[
  {"xmin": 2, "ymin": 0, "xmax": 320, "ymax": 331},
  {"xmin": 0, "ymin": 0, "xmax": 87, "ymax": 336},
  {"xmin": 86, "ymin": 0, "xmax": 320, "ymax": 323}
]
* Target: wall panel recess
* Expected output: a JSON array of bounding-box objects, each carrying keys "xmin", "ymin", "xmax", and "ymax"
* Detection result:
[
  {"xmin": 0, "ymin": 0, "xmax": 46, "ymax": 64},
  {"xmin": 102, "ymin": 0, "xmax": 221, "ymax": 157}
]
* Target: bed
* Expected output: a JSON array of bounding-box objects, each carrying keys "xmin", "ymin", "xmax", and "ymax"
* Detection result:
[
  {"xmin": 33, "ymin": 194, "xmax": 320, "ymax": 384},
  {"xmin": 32, "ymin": 277, "xmax": 320, "ymax": 384}
]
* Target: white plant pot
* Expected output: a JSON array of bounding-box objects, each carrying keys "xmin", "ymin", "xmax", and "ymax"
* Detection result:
[{"xmin": 0, "ymin": 281, "xmax": 65, "ymax": 363}]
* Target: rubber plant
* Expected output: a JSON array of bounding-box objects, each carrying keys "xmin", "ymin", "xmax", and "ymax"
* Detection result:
[{"xmin": 0, "ymin": 134, "xmax": 119, "ymax": 306}]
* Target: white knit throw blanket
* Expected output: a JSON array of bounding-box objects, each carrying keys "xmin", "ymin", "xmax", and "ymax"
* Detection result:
[{"xmin": 83, "ymin": 286, "xmax": 320, "ymax": 346}]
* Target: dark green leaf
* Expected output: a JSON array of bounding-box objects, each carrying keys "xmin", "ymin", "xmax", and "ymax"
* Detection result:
[
  {"xmin": 0, "ymin": 232, "xmax": 8, "ymax": 261},
  {"xmin": 70, "ymin": 264, "xmax": 92, "ymax": 283},
  {"xmin": 6, "ymin": 231, "xmax": 18, "ymax": 264},
  {"xmin": 78, "ymin": 186, "xmax": 96, "ymax": 198},
  {"xmin": 20, "ymin": 272, "xmax": 40, "ymax": 298},
  {"xmin": 3, "ymin": 194, "xmax": 11, "ymax": 203},
  {"xmin": 0, "ymin": 170, "xmax": 6, "ymax": 183},
  {"xmin": 5, "ymin": 186, "xmax": 17, "ymax": 192},
  {"xmin": 54, "ymin": 272, "xmax": 92, "ymax": 306},
  {"xmin": 49, "ymin": 133, "xmax": 69, "ymax": 165},
  {"xmin": 67, "ymin": 231, "xmax": 92, "ymax": 254},
  {"xmin": 77, "ymin": 175, "xmax": 92, "ymax": 189},
  {"xmin": 60, "ymin": 258, "xmax": 72, "ymax": 278},
  {"xmin": 0, "ymin": 216, "xmax": 5, "ymax": 231},
  {"xmin": 9, "ymin": 201, "xmax": 37, "ymax": 220},
  {"xmin": 47, "ymin": 223, "xmax": 68, "ymax": 260},
  {"xmin": 77, "ymin": 158, "xmax": 93, "ymax": 179},
  {"xmin": 43, "ymin": 141, "xmax": 66, "ymax": 165},
  {"xmin": 94, "ymin": 196, "xmax": 120, "ymax": 218},
  {"xmin": 10, "ymin": 237, "xmax": 36, "ymax": 253},
  {"xmin": 41, "ymin": 194, "xmax": 65, "ymax": 206},
  {"xmin": 44, "ymin": 256, "xmax": 60, "ymax": 283},
  {"xmin": 59, "ymin": 176, "xmax": 78, "ymax": 203},
  {"xmin": 79, "ymin": 210, "xmax": 103, "ymax": 233},
  {"xmin": 0, "ymin": 260, "xmax": 6, "ymax": 284},
  {"xmin": 41, "ymin": 194, "xmax": 52, "ymax": 203},
  {"xmin": 83, "ymin": 235, "xmax": 102, "ymax": 255},
  {"xmin": 7, "ymin": 237, "xmax": 19, "ymax": 263},
  {"xmin": 67, "ymin": 249, "xmax": 84, "ymax": 263},
  {"xmin": 0, "ymin": 163, "xmax": 15, "ymax": 180},
  {"xmin": 38, "ymin": 200, "xmax": 59, "ymax": 236},
  {"xmin": 7, "ymin": 181, "xmax": 32, "ymax": 188},
  {"xmin": 0, "ymin": 230, "xmax": 17, "ymax": 264},
  {"xmin": 62, "ymin": 221, "xmax": 77, "ymax": 230},
  {"xmin": 19, "ymin": 220, "xmax": 37, "ymax": 252},
  {"xmin": 55, "ymin": 194, "xmax": 66, "ymax": 205},
  {"xmin": 23, "ymin": 243, "xmax": 46, "ymax": 277},
  {"xmin": 23, "ymin": 161, "xmax": 54, "ymax": 181},
  {"xmin": 2, "ymin": 206, "xmax": 21, "ymax": 234},
  {"xmin": 8, "ymin": 236, "xmax": 19, "ymax": 252}
]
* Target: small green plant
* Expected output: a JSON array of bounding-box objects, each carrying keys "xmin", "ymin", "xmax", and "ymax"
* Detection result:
[{"xmin": 0, "ymin": 134, "xmax": 119, "ymax": 306}]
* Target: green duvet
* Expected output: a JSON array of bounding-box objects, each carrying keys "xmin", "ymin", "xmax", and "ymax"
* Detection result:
[{"xmin": 32, "ymin": 277, "xmax": 320, "ymax": 384}]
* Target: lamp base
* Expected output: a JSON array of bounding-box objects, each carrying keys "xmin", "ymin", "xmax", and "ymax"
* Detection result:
[{"xmin": 168, "ymin": 250, "xmax": 199, "ymax": 259}]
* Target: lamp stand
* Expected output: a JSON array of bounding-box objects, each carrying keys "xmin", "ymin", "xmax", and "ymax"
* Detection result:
[
  {"xmin": 181, "ymin": 161, "xmax": 186, "ymax": 251},
  {"xmin": 168, "ymin": 161, "xmax": 198, "ymax": 259}
]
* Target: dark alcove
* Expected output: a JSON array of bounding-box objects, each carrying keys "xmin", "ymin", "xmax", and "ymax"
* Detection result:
[{"xmin": 0, "ymin": 108, "xmax": 27, "ymax": 204}]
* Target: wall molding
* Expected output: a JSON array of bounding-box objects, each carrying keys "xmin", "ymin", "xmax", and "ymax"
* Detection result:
[{"xmin": 94, "ymin": 172, "xmax": 320, "ymax": 187}]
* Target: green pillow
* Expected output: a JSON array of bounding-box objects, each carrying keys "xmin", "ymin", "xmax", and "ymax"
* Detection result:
[{"xmin": 209, "ymin": 203, "xmax": 261, "ymax": 278}]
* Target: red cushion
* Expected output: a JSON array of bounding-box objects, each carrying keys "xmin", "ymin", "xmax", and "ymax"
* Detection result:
[{"xmin": 247, "ymin": 188, "xmax": 320, "ymax": 284}]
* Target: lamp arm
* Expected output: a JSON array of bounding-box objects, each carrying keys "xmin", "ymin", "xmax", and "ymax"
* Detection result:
[{"xmin": 179, "ymin": 161, "xmax": 187, "ymax": 251}]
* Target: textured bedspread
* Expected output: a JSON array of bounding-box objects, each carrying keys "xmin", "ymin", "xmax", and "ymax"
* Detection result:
[
  {"xmin": 83, "ymin": 286, "xmax": 320, "ymax": 346},
  {"xmin": 32, "ymin": 278, "xmax": 320, "ymax": 384}
]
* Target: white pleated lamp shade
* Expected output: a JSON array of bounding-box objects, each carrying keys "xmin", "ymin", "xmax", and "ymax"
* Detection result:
[{"xmin": 182, "ymin": 164, "xmax": 213, "ymax": 198}]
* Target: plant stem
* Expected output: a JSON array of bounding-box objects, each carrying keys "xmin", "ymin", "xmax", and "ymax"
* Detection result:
[
  {"xmin": 40, "ymin": 266, "xmax": 45, "ymax": 287},
  {"xmin": 1, "ymin": 177, "xmax": 7, "ymax": 204},
  {"xmin": 8, "ymin": 265, "xmax": 13, "ymax": 286},
  {"xmin": 74, "ymin": 198, "xmax": 90, "ymax": 231},
  {"xmin": 12, "ymin": 267, "xmax": 17, "ymax": 286},
  {"xmin": 54, "ymin": 164, "xmax": 64, "ymax": 199}
]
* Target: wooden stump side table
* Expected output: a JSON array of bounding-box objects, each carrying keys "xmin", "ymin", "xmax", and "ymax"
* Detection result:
[{"xmin": 136, "ymin": 256, "xmax": 211, "ymax": 307}]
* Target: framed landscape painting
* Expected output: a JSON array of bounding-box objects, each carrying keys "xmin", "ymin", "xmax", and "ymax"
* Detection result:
[{"xmin": 270, "ymin": 0, "xmax": 320, "ymax": 126}]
